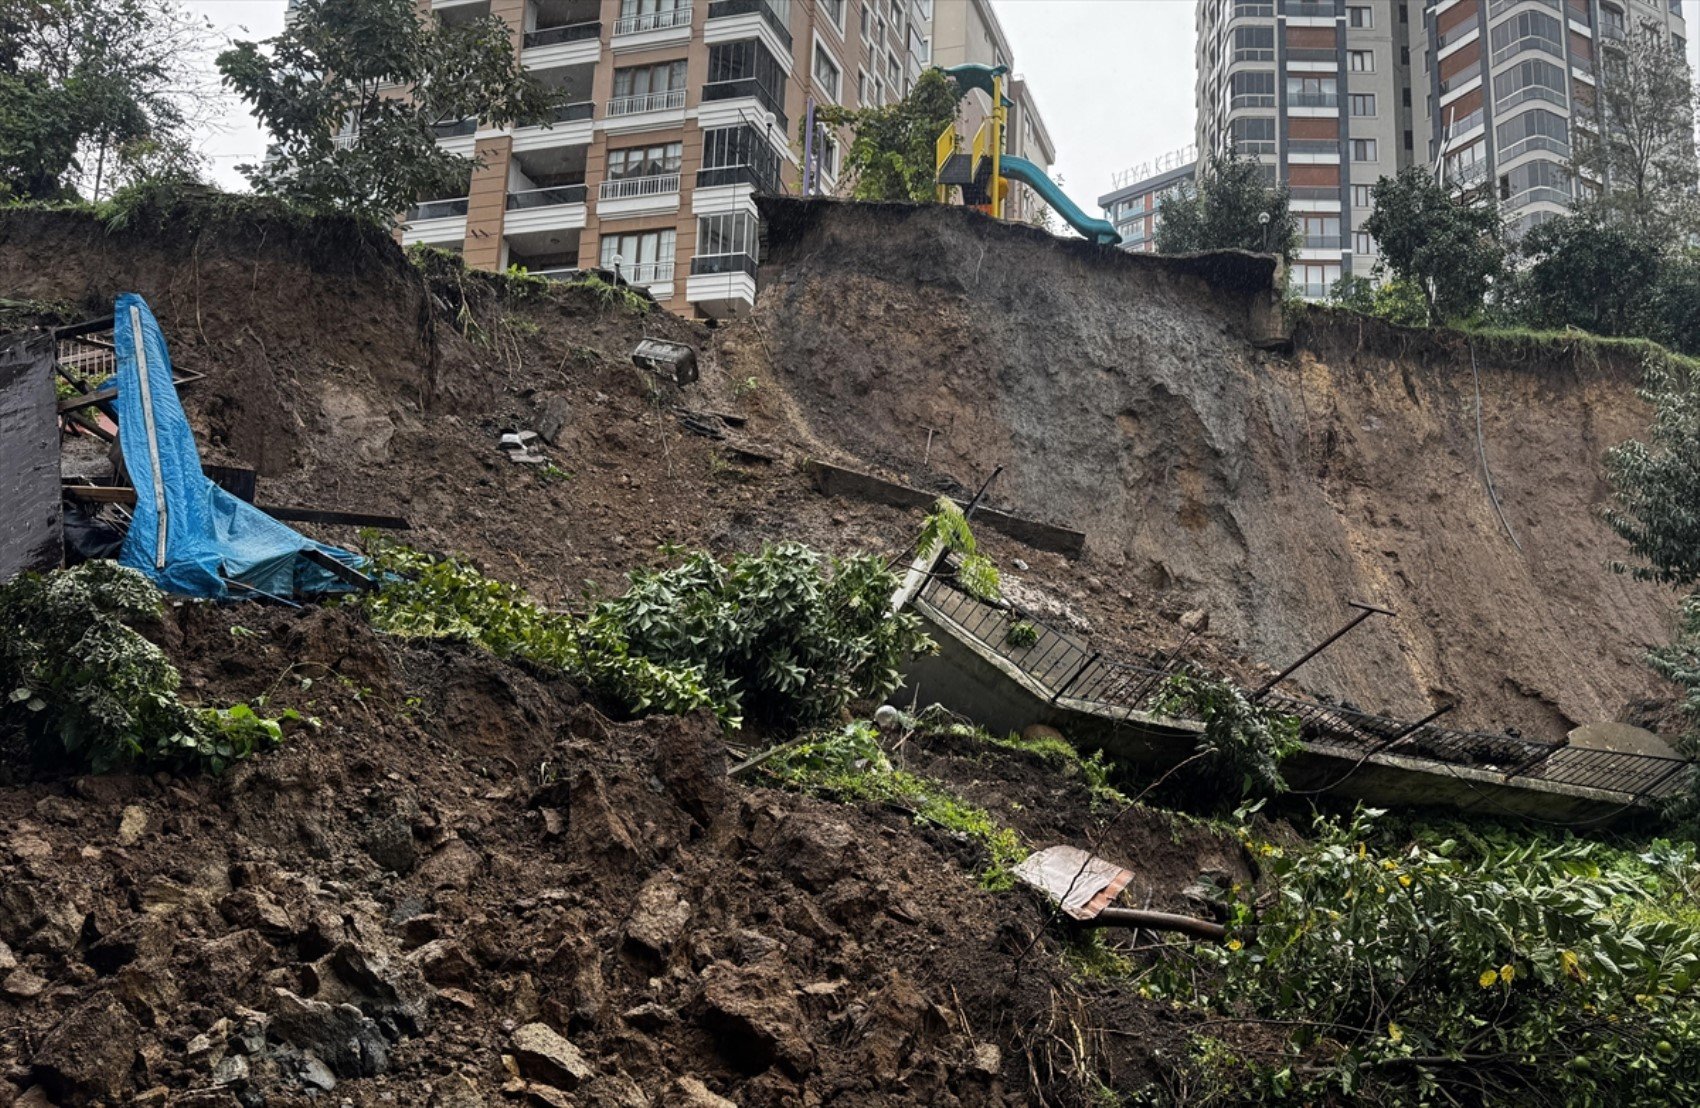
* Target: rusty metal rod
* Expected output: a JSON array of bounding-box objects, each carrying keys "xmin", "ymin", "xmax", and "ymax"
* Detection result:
[
  {"xmin": 1086, "ymin": 908, "xmax": 1227, "ymax": 942},
  {"xmin": 1254, "ymin": 601, "xmax": 1395, "ymax": 699}
]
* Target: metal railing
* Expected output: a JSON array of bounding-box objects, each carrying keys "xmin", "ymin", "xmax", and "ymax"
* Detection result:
[
  {"xmin": 607, "ymin": 87, "xmax": 687, "ymax": 116},
  {"xmin": 409, "ymin": 197, "xmax": 469, "ymax": 220},
  {"xmin": 613, "ymin": 5, "xmax": 692, "ymax": 34},
  {"xmin": 598, "ymin": 172, "xmax": 681, "ymax": 200},
  {"xmin": 611, "ymin": 260, "xmax": 675, "ymax": 284},
  {"xmin": 913, "ymin": 571, "xmax": 1689, "ymax": 807},
  {"xmin": 523, "ymin": 20, "xmax": 601, "ymax": 48},
  {"xmin": 690, "ymin": 253, "xmax": 758, "ymax": 278},
  {"xmin": 506, "ymin": 184, "xmax": 587, "ymax": 209},
  {"xmin": 705, "ymin": 0, "xmax": 792, "ymax": 49}
]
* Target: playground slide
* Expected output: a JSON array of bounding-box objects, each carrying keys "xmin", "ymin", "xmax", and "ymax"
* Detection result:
[{"xmin": 999, "ymin": 155, "xmax": 1122, "ymax": 246}]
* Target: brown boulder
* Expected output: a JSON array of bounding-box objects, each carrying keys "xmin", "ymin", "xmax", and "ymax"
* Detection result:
[{"xmin": 34, "ymin": 995, "xmax": 140, "ymax": 1104}]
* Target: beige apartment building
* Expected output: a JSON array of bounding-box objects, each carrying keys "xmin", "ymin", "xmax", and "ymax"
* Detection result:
[{"xmin": 396, "ymin": 0, "xmax": 930, "ymax": 319}]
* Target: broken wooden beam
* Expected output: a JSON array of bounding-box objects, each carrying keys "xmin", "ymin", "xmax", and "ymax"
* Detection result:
[
  {"xmin": 57, "ymin": 371, "xmax": 205, "ymax": 414},
  {"xmin": 60, "ymin": 485, "xmax": 412, "ymax": 531}
]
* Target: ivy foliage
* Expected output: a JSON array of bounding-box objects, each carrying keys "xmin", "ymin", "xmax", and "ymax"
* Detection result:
[
  {"xmin": 359, "ymin": 539, "xmax": 932, "ymax": 730},
  {"xmin": 0, "ymin": 561, "xmax": 285, "ymax": 773},
  {"xmin": 812, "ymin": 68, "xmax": 960, "ymax": 202},
  {"xmin": 1155, "ymin": 671, "xmax": 1302, "ymax": 804},
  {"xmin": 1174, "ymin": 809, "xmax": 1700, "ymax": 1104}
]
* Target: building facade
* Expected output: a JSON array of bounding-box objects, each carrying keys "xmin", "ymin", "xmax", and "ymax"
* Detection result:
[
  {"xmin": 1411, "ymin": 0, "xmax": 1689, "ymax": 238},
  {"xmin": 396, "ymin": 0, "xmax": 929, "ymax": 319},
  {"xmin": 1096, "ymin": 146, "xmax": 1199, "ymax": 252},
  {"xmin": 1174, "ymin": 0, "xmax": 1691, "ymax": 295}
]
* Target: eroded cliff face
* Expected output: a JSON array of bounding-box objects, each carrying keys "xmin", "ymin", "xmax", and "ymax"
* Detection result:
[{"xmin": 745, "ymin": 200, "xmax": 1674, "ymax": 736}]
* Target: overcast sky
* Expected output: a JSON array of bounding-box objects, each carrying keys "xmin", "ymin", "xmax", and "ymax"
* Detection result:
[{"xmin": 189, "ymin": 0, "xmax": 1700, "ymax": 216}]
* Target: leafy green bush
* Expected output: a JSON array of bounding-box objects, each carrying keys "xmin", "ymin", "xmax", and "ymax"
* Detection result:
[
  {"xmin": 1, "ymin": 562, "xmax": 285, "ymax": 772},
  {"xmin": 1155, "ymin": 672, "xmax": 1301, "ymax": 802},
  {"xmin": 1184, "ymin": 809, "xmax": 1700, "ymax": 1104},
  {"xmin": 359, "ymin": 540, "xmax": 932, "ymax": 729},
  {"xmin": 1005, "ymin": 620, "xmax": 1039, "ymax": 649}
]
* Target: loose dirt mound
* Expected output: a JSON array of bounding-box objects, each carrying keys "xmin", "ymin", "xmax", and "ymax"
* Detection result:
[
  {"xmin": 740, "ymin": 199, "xmax": 1679, "ymax": 737},
  {"xmin": 0, "ymin": 604, "xmax": 1251, "ymax": 1106}
]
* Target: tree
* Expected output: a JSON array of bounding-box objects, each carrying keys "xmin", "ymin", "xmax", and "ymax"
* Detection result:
[
  {"xmin": 812, "ymin": 68, "xmax": 960, "ymax": 202},
  {"xmin": 219, "ymin": 0, "xmax": 559, "ymax": 223},
  {"xmin": 0, "ymin": 0, "xmax": 213, "ymax": 202},
  {"xmin": 1364, "ymin": 167, "xmax": 1504, "ymax": 323},
  {"xmin": 1648, "ymin": 252, "xmax": 1700, "ymax": 358},
  {"xmin": 1572, "ymin": 21, "xmax": 1700, "ymax": 241},
  {"xmin": 1511, "ymin": 211, "xmax": 1662, "ymax": 336},
  {"xmin": 1154, "ymin": 151, "xmax": 1300, "ymax": 264}
]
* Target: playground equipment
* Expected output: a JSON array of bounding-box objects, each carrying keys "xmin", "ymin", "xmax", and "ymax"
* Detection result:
[{"xmin": 934, "ymin": 64, "xmax": 1121, "ymax": 247}]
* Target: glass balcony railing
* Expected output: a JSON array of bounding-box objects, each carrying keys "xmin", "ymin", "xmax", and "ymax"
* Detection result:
[
  {"xmin": 701, "ymin": 79, "xmax": 787, "ymax": 130},
  {"xmin": 1288, "ymin": 91, "xmax": 1338, "ymax": 108},
  {"xmin": 613, "ymin": 5, "xmax": 692, "ymax": 34},
  {"xmin": 696, "ymin": 163, "xmax": 781, "ymax": 193},
  {"xmin": 690, "ymin": 253, "xmax": 759, "ymax": 278},
  {"xmin": 506, "ymin": 184, "xmax": 588, "ymax": 209},
  {"xmin": 705, "ymin": 0, "xmax": 792, "ymax": 50},
  {"xmin": 432, "ymin": 118, "xmax": 477, "ymax": 138},
  {"xmin": 409, "ymin": 197, "xmax": 470, "ymax": 220},
  {"xmin": 611, "ymin": 261, "xmax": 676, "ymax": 284},
  {"xmin": 523, "ymin": 20, "xmax": 601, "ymax": 48}
]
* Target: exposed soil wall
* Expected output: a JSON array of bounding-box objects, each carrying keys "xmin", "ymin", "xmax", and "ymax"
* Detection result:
[{"xmin": 744, "ymin": 201, "xmax": 1677, "ymax": 737}]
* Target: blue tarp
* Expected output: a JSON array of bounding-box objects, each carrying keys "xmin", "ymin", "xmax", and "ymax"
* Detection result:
[{"xmin": 113, "ymin": 293, "xmax": 365, "ymax": 599}]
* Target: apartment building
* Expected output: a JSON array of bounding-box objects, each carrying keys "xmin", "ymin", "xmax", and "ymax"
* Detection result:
[
  {"xmin": 1412, "ymin": 0, "xmax": 1689, "ymax": 237},
  {"xmin": 1195, "ymin": 0, "xmax": 1413, "ymax": 296},
  {"xmin": 396, "ymin": 0, "xmax": 929, "ymax": 319},
  {"xmin": 924, "ymin": 0, "xmax": 1058, "ymax": 224},
  {"xmin": 1096, "ymin": 146, "xmax": 1199, "ymax": 253}
]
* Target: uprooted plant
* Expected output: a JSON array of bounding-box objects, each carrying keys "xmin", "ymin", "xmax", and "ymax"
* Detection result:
[
  {"xmin": 0, "ymin": 561, "xmax": 294, "ymax": 773},
  {"xmin": 357, "ymin": 538, "xmax": 933, "ymax": 730},
  {"xmin": 1155, "ymin": 670, "xmax": 1302, "ymax": 804}
]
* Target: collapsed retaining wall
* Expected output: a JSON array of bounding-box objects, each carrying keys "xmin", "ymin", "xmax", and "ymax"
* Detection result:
[{"xmin": 750, "ymin": 200, "xmax": 1679, "ymax": 742}]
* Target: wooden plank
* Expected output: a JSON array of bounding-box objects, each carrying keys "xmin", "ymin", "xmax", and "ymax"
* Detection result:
[
  {"xmin": 52, "ymin": 316, "xmax": 115, "ymax": 341},
  {"xmin": 299, "ymin": 547, "xmax": 378, "ymax": 592},
  {"xmin": 57, "ymin": 371, "xmax": 205, "ymax": 415},
  {"xmin": 61, "ymin": 486, "xmax": 412, "ymax": 531}
]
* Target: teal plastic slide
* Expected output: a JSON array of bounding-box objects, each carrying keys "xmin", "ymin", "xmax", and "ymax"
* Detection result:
[{"xmin": 999, "ymin": 155, "xmax": 1121, "ymax": 246}]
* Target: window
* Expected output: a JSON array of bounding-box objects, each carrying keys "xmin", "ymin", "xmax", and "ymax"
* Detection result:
[
  {"xmin": 613, "ymin": 60, "xmax": 689, "ymax": 98},
  {"xmin": 1351, "ymin": 138, "xmax": 1377, "ymax": 161},
  {"xmin": 1352, "ymin": 184, "xmax": 1373, "ymax": 208},
  {"xmin": 619, "ymin": 0, "xmax": 687, "ymax": 17},
  {"xmin": 820, "ymin": 0, "xmax": 844, "ymax": 29},
  {"xmin": 1233, "ymin": 26, "xmax": 1274, "ymax": 61},
  {"xmin": 1493, "ymin": 58, "xmax": 1567, "ymax": 112},
  {"xmin": 705, "ymin": 40, "xmax": 787, "ymax": 118},
  {"xmin": 860, "ymin": 2, "xmax": 873, "ymax": 37},
  {"xmin": 1489, "ymin": 9, "xmax": 1562, "ymax": 65},
  {"xmin": 1286, "ymin": 75, "xmax": 1337, "ymax": 107},
  {"xmin": 1232, "ymin": 70, "xmax": 1276, "ymax": 108},
  {"xmin": 1443, "ymin": 139, "xmax": 1487, "ymax": 187},
  {"xmin": 812, "ymin": 40, "xmax": 842, "ymax": 101},
  {"xmin": 607, "ymin": 141, "xmax": 682, "ymax": 179},
  {"xmin": 1296, "ymin": 262, "xmax": 1342, "ymax": 299},
  {"xmin": 1302, "ymin": 214, "xmax": 1341, "ymax": 247},
  {"xmin": 1496, "ymin": 108, "xmax": 1569, "ymax": 159},
  {"xmin": 1348, "ymin": 50, "xmax": 1373, "ymax": 71},
  {"xmin": 1353, "ymin": 230, "xmax": 1374, "ymax": 254},
  {"xmin": 599, "ymin": 228, "xmax": 676, "ymax": 283},
  {"xmin": 858, "ymin": 68, "xmax": 870, "ymax": 104},
  {"xmin": 1231, "ymin": 116, "xmax": 1276, "ymax": 154},
  {"xmin": 816, "ymin": 132, "xmax": 840, "ymax": 179},
  {"xmin": 696, "ymin": 211, "xmax": 761, "ymax": 262},
  {"xmin": 1347, "ymin": 5, "xmax": 1371, "ymax": 27},
  {"xmin": 1499, "ymin": 157, "xmax": 1570, "ymax": 205},
  {"xmin": 699, "ymin": 125, "xmax": 782, "ymax": 190},
  {"xmin": 1349, "ymin": 92, "xmax": 1375, "ymax": 116}
]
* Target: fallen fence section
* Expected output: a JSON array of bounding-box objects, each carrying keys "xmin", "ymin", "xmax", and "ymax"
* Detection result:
[
  {"xmin": 806, "ymin": 460, "xmax": 1087, "ymax": 557},
  {"xmin": 900, "ymin": 574, "xmax": 1687, "ymax": 826}
]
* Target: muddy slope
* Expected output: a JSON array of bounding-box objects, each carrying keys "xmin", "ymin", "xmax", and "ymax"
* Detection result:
[{"xmin": 743, "ymin": 200, "xmax": 1676, "ymax": 736}]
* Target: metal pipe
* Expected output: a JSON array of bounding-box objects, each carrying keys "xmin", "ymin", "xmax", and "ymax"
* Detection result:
[
  {"xmin": 1087, "ymin": 908, "xmax": 1227, "ymax": 942},
  {"xmin": 1253, "ymin": 601, "xmax": 1395, "ymax": 698}
]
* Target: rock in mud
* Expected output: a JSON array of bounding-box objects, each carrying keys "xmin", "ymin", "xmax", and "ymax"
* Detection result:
[
  {"xmin": 510, "ymin": 1023, "xmax": 595, "ymax": 1090},
  {"xmin": 667, "ymin": 1076, "xmax": 738, "ymax": 1108},
  {"xmin": 267, "ymin": 989, "xmax": 389, "ymax": 1078},
  {"xmin": 0, "ymin": 940, "xmax": 15, "ymax": 970},
  {"xmin": 699, "ymin": 957, "xmax": 815, "ymax": 1078},
  {"xmin": 623, "ymin": 876, "xmax": 692, "ymax": 961},
  {"xmin": 407, "ymin": 938, "xmax": 478, "ymax": 988},
  {"xmin": 116, "ymin": 805, "xmax": 149, "ymax": 846},
  {"xmin": 2, "ymin": 969, "xmax": 45, "ymax": 1001},
  {"xmin": 580, "ymin": 1073, "xmax": 650, "ymax": 1107},
  {"xmin": 33, "ymin": 995, "xmax": 140, "ymax": 1103},
  {"xmin": 362, "ymin": 815, "xmax": 418, "ymax": 874},
  {"xmin": 430, "ymin": 1072, "xmax": 486, "ymax": 1108}
]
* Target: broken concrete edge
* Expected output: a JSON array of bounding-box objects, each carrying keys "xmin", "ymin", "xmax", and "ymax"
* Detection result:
[
  {"xmin": 905, "ymin": 599, "xmax": 1659, "ymax": 827},
  {"xmin": 806, "ymin": 460, "xmax": 1087, "ymax": 558}
]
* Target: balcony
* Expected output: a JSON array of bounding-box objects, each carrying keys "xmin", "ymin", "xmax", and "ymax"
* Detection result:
[
  {"xmin": 607, "ymin": 87, "xmax": 687, "ymax": 118},
  {"xmin": 531, "ymin": 267, "xmax": 583, "ymax": 281},
  {"xmin": 1288, "ymin": 138, "xmax": 1341, "ymax": 160},
  {"xmin": 1286, "ymin": 1, "xmax": 1336, "ymax": 16},
  {"xmin": 504, "ymin": 185, "xmax": 588, "ymax": 234},
  {"xmin": 432, "ymin": 118, "xmax": 478, "ymax": 139},
  {"xmin": 401, "ymin": 198, "xmax": 469, "ymax": 247},
  {"xmin": 598, "ymin": 173, "xmax": 681, "ymax": 201},
  {"xmin": 687, "ymin": 253, "xmax": 759, "ymax": 319},
  {"xmin": 614, "ymin": 261, "xmax": 676, "ymax": 286},
  {"xmin": 513, "ymin": 101, "xmax": 595, "ymax": 152},
  {"xmin": 706, "ymin": 0, "xmax": 792, "ymax": 52},
  {"xmin": 523, "ymin": 20, "xmax": 600, "ymax": 48},
  {"xmin": 1286, "ymin": 47, "xmax": 1338, "ymax": 64},
  {"xmin": 508, "ymin": 184, "xmax": 587, "ymax": 209},
  {"xmin": 701, "ymin": 79, "xmax": 788, "ymax": 132},
  {"xmin": 1288, "ymin": 91, "xmax": 1338, "ymax": 108},
  {"xmin": 613, "ymin": 4, "xmax": 693, "ymax": 37},
  {"xmin": 1290, "ymin": 186, "xmax": 1343, "ymax": 203},
  {"xmin": 691, "ymin": 253, "xmax": 758, "ymax": 278},
  {"xmin": 695, "ymin": 163, "xmax": 780, "ymax": 194},
  {"xmin": 1302, "ymin": 234, "xmax": 1344, "ymax": 250}
]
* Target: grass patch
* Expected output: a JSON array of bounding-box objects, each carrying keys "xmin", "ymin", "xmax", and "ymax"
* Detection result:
[{"xmin": 762, "ymin": 721, "xmax": 1028, "ymax": 890}]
